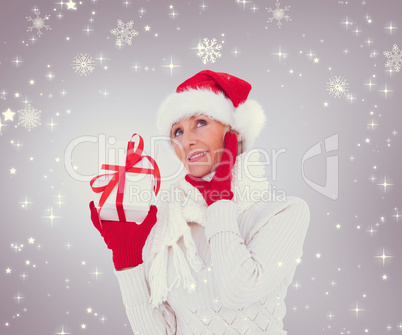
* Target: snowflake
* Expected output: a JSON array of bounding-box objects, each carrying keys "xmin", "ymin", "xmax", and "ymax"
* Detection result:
[
  {"xmin": 383, "ymin": 44, "xmax": 402, "ymax": 72},
  {"xmin": 196, "ymin": 38, "xmax": 222, "ymax": 64},
  {"xmin": 72, "ymin": 53, "xmax": 95, "ymax": 76},
  {"xmin": 110, "ymin": 19, "xmax": 139, "ymax": 46},
  {"xmin": 326, "ymin": 75, "xmax": 349, "ymax": 99},
  {"xmin": 26, "ymin": 10, "xmax": 51, "ymax": 37},
  {"xmin": 266, "ymin": 0, "xmax": 291, "ymax": 28},
  {"xmin": 17, "ymin": 105, "xmax": 41, "ymax": 131}
]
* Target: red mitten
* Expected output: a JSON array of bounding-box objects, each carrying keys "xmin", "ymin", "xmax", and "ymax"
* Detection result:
[
  {"xmin": 185, "ymin": 132, "xmax": 238, "ymax": 206},
  {"xmin": 89, "ymin": 201, "xmax": 157, "ymax": 270}
]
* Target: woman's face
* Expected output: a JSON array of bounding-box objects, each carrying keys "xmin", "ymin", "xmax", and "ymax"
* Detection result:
[{"xmin": 170, "ymin": 115, "xmax": 229, "ymax": 177}]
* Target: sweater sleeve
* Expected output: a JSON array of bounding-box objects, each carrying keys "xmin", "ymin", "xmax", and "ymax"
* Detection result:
[
  {"xmin": 114, "ymin": 264, "xmax": 177, "ymax": 335},
  {"xmin": 204, "ymin": 197, "xmax": 310, "ymax": 309}
]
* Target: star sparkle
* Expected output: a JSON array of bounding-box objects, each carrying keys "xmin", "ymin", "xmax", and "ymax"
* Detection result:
[
  {"xmin": 12, "ymin": 56, "xmax": 23, "ymax": 67},
  {"xmin": 55, "ymin": 192, "xmax": 65, "ymax": 207},
  {"xmin": 169, "ymin": 8, "xmax": 178, "ymax": 19},
  {"xmin": 42, "ymin": 208, "xmax": 61, "ymax": 226},
  {"xmin": 131, "ymin": 62, "xmax": 141, "ymax": 72},
  {"xmin": 384, "ymin": 21, "xmax": 398, "ymax": 35},
  {"xmin": 54, "ymin": 325, "xmax": 71, "ymax": 335},
  {"xmin": 162, "ymin": 56, "xmax": 181, "ymax": 76},
  {"xmin": 20, "ymin": 196, "xmax": 33, "ymax": 209},
  {"xmin": 377, "ymin": 177, "xmax": 393, "ymax": 193},
  {"xmin": 56, "ymin": 1, "xmax": 65, "ymax": 10},
  {"xmin": 375, "ymin": 247, "xmax": 392, "ymax": 266},
  {"xmin": 100, "ymin": 89, "xmax": 109, "ymax": 98},
  {"xmin": 367, "ymin": 225, "xmax": 376, "ymax": 236},
  {"xmin": 341, "ymin": 17, "xmax": 353, "ymax": 29},
  {"xmin": 83, "ymin": 25, "xmax": 94, "ymax": 36},
  {"xmin": 200, "ymin": 2, "xmax": 207, "ymax": 11},
  {"xmin": 14, "ymin": 292, "xmax": 24, "ymax": 303},
  {"xmin": 364, "ymin": 78, "xmax": 376, "ymax": 91},
  {"xmin": 349, "ymin": 301, "xmax": 365, "ymax": 318},
  {"xmin": 91, "ymin": 267, "xmax": 103, "ymax": 280},
  {"xmin": 392, "ymin": 208, "xmax": 401, "ymax": 222},
  {"xmin": 46, "ymin": 118, "xmax": 59, "ymax": 130},
  {"xmin": 367, "ymin": 119, "xmax": 378, "ymax": 130},
  {"xmin": 379, "ymin": 84, "xmax": 394, "ymax": 98},
  {"xmin": 272, "ymin": 45, "xmax": 288, "ymax": 63}
]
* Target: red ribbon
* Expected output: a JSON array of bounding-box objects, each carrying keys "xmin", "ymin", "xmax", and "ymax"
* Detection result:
[{"xmin": 90, "ymin": 133, "xmax": 161, "ymax": 222}]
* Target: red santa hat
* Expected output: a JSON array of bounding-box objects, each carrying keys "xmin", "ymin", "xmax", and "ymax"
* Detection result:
[{"xmin": 157, "ymin": 70, "xmax": 266, "ymax": 151}]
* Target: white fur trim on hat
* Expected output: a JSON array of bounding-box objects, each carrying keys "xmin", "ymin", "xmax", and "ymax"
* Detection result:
[
  {"xmin": 234, "ymin": 99, "xmax": 266, "ymax": 151},
  {"xmin": 157, "ymin": 88, "xmax": 234, "ymax": 137},
  {"xmin": 157, "ymin": 88, "xmax": 266, "ymax": 151}
]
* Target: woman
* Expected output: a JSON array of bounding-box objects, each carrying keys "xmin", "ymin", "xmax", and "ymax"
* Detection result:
[{"xmin": 89, "ymin": 70, "xmax": 310, "ymax": 334}]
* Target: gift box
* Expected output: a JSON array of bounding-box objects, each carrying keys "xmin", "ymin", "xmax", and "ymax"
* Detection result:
[{"xmin": 90, "ymin": 133, "xmax": 160, "ymax": 224}]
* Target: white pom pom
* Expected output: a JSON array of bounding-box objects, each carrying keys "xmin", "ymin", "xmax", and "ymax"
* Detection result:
[{"xmin": 234, "ymin": 99, "xmax": 266, "ymax": 151}]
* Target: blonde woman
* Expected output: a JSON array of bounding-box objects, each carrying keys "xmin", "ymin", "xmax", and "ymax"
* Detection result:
[{"xmin": 90, "ymin": 70, "xmax": 310, "ymax": 334}]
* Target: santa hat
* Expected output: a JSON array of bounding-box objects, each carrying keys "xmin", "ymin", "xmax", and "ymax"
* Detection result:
[{"xmin": 157, "ymin": 70, "xmax": 266, "ymax": 152}]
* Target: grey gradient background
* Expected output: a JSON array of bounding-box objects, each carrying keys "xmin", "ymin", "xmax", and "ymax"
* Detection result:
[{"xmin": 1, "ymin": 0, "xmax": 402, "ymax": 334}]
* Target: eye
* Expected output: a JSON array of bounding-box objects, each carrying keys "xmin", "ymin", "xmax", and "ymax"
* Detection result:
[
  {"xmin": 196, "ymin": 119, "xmax": 207, "ymax": 127},
  {"xmin": 173, "ymin": 128, "xmax": 183, "ymax": 137}
]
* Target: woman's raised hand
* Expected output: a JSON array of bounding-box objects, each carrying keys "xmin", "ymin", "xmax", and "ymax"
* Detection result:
[
  {"xmin": 89, "ymin": 201, "xmax": 158, "ymax": 270},
  {"xmin": 185, "ymin": 132, "xmax": 238, "ymax": 206}
]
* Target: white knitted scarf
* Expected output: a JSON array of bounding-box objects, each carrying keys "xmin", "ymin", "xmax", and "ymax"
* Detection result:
[{"xmin": 147, "ymin": 153, "xmax": 270, "ymax": 309}]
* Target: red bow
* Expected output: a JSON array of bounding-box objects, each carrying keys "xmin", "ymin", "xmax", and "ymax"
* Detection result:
[{"xmin": 90, "ymin": 133, "xmax": 161, "ymax": 222}]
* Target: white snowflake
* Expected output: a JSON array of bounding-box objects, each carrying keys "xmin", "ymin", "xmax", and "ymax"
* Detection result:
[
  {"xmin": 266, "ymin": 0, "xmax": 291, "ymax": 28},
  {"xmin": 196, "ymin": 38, "xmax": 222, "ymax": 64},
  {"xmin": 110, "ymin": 19, "xmax": 139, "ymax": 46},
  {"xmin": 72, "ymin": 53, "xmax": 95, "ymax": 76},
  {"xmin": 383, "ymin": 44, "xmax": 402, "ymax": 73},
  {"xmin": 17, "ymin": 105, "xmax": 41, "ymax": 131},
  {"xmin": 326, "ymin": 75, "xmax": 349, "ymax": 99},
  {"xmin": 26, "ymin": 10, "xmax": 51, "ymax": 37}
]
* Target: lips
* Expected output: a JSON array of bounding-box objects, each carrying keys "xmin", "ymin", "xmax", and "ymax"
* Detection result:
[{"xmin": 188, "ymin": 150, "xmax": 208, "ymax": 162}]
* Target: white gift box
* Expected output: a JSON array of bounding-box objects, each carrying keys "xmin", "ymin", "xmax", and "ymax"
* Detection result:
[{"xmin": 94, "ymin": 157, "xmax": 156, "ymax": 224}]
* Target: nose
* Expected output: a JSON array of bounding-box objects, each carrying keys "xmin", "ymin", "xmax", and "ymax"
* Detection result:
[{"xmin": 182, "ymin": 130, "xmax": 197, "ymax": 149}]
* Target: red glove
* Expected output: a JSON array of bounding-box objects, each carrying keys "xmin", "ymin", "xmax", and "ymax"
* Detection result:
[
  {"xmin": 185, "ymin": 132, "xmax": 238, "ymax": 206},
  {"xmin": 89, "ymin": 201, "xmax": 157, "ymax": 270}
]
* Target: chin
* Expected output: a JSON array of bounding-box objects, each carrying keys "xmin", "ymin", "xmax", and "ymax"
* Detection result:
[{"xmin": 186, "ymin": 165, "xmax": 212, "ymax": 178}]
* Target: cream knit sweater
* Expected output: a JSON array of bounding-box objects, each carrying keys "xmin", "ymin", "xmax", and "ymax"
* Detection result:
[{"xmin": 114, "ymin": 193, "xmax": 310, "ymax": 334}]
